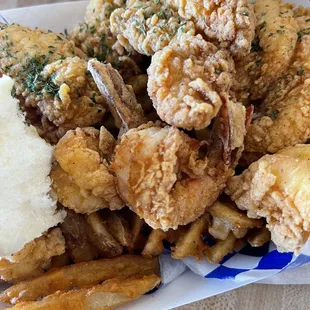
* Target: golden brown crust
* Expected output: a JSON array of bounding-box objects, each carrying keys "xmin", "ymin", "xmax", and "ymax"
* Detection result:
[
  {"xmin": 52, "ymin": 128, "xmax": 124, "ymax": 213},
  {"xmin": 110, "ymin": 2, "xmax": 195, "ymax": 56},
  {"xmin": 175, "ymin": 0, "xmax": 256, "ymax": 58},
  {"xmin": 226, "ymin": 145, "xmax": 310, "ymax": 253},
  {"xmin": 0, "ymin": 229, "xmax": 65, "ymax": 282},
  {"xmin": 147, "ymin": 34, "xmax": 235, "ymax": 130}
]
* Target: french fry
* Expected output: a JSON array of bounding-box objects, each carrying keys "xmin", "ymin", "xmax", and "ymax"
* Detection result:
[
  {"xmin": 208, "ymin": 216, "xmax": 230, "ymax": 240},
  {"xmin": 60, "ymin": 210, "xmax": 99, "ymax": 263},
  {"xmin": 10, "ymin": 275, "xmax": 161, "ymax": 310},
  {"xmin": 204, "ymin": 232, "xmax": 237, "ymax": 264},
  {"xmin": 142, "ymin": 229, "xmax": 167, "ymax": 257},
  {"xmin": 247, "ymin": 227, "xmax": 271, "ymax": 247},
  {"xmin": 86, "ymin": 213, "xmax": 123, "ymax": 258},
  {"xmin": 209, "ymin": 201, "xmax": 263, "ymax": 230},
  {"xmin": 103, "ymin": 210, "xmax": 132, "ymax": 247},
  {"xmin": 49, "ymin": 251, "xmax": 71, "ymax": 271},
  {"xmin": 0, "ymin": 255, "xmax": 159, "ymax": 305},
  {"xmin": 232, "ymin": 226, "xmax": 248, "ymax": 239},
  {"xmin": 128, "ymin": 214, "xmax": 147, "ymax": 252},
  {"xmin": 172, "ymin": 214, "xmax": 210, "ymax": 260}
]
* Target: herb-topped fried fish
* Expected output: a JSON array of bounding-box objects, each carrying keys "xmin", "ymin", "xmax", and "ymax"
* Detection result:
[{"xmin": 0, "ymin": 23, "xmax": 106, "ymax": 142}]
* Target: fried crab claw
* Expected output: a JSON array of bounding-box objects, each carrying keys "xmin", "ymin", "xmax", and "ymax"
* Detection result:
[
  {"xmin": 147, "ymin": 34, "xmax": 235, "ymax": 131},
  {"xmin": 111, "ymin": 100, "xmax": 246, "ymax": 230},
  {"xmin": 88, "ymin": 59, "xmax": 146, "ymax": 135}
]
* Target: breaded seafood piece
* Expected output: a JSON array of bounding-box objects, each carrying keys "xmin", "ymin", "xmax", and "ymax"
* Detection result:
[
  {"xmin": 147, "ymin": 34, "xmax": 235, "ymax": 130},
  {"xmin": 112, "ymin": 101, "xmax": 246, "ymax": 230},
  {"xmin": 70, "ymin": 0, "xmax": 125, "ymax": 64},
  {"xmin": 110, "ymin": 1, "xmax": 195, "ymax": 56},
  {"xmin": 88, "ymin": 59, "xmax": 146, "ymax": 134},
  {"xmin": 233, "ymin": 0, "xmax": 298, "ymax": 101},
  {"xmin": 244, "ymin": 17, "xmax": 310, "ymax": 156},
  {"xmin": 0, "ymin": 229, "xmax": 65, "ymax": 283},
  {"xmin": 52, "ymin": 127, "xmax": 124, "ymax": 214},
  {"xmin": 38, "ymin": 57, "xmax": 105, "ymax": 129},
  {"xmin": 0, "ymin": 24, "xmax": 105, "ymax": 131},
  {"xmin": 171, "ymin": 0, "xmax": 256, "ymax": 58},
  {"xmin": 226, "ymin": 144, "xmax": 310, "ymax": 254}
]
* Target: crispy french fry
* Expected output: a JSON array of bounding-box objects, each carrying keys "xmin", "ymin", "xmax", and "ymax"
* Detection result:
[
  {"xmin": 49, "ymin": 252, "xmax": 71, "ymax": 271},
  {"xmin": 208, "ymin": 217, "xmax": 230, "ymax": 240},
  {"xmin": 128, "ymin": 214, "xmax": 147, "ymax": 252},
  {"xmin": 10, "ymin": 275, "xmax": 161, "ymax": 310},
  {"xmin": 172, "ymin": 214, "xmax": 210, "ymax": 260},
  {"xmin": 204, "ymin": 232, "xmax": 237, "ymax": 264},
  {"xmin": 104, "ymin": 210, "xmax": 132, "ymax": 247},
  {"xmin": 60, "ymin": 210, "xmax": 99, "ymax": 263},
  {"xmin": 0, "ymin": 255, "xmax": 159, "ymax": 305},
  {"xmin": 142, "ymin": 229, "xmax": 167, "ymax": 257},
  {"xmin": 209, "ymin": 201, "xmax": 264, "ymax": 229},
  {"xmin": 247, "ymin": 227, "xmax": 271, "ymax": 247},
  {"xmin": 232, "ymin": 226, "xmax": 248, "ymax": 239},
  {"xmin": 86, "ymin": 213, "xmax": 123, "ymax": 258}
]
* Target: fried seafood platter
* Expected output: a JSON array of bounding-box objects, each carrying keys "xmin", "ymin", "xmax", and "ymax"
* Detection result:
[{"xmin": 1, "ymin": 0, "xmax": 310, "ymax": 308}]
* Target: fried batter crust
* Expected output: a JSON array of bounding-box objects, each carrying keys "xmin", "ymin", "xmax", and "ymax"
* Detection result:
[
  {"xmin": 110, "ymin": 1, "xmax": 195, "ymax": 56},
  {"xmin": 226, "ymin": 145, "xmax": 310, "ymax": 253},
  {"xmin": 148, "ymin": 34, "xmax": 235, "ymax": 130},
  {"xmin": 173, "ymin": 0, "xmax": 256, "ymax": 58},
  {"xmin": 0, "ymin": 229, "xmax": 65, "ymax": 282},
  {"xmin": 52, "ymin": 127, "xmax": 124, "ymax": 213}
]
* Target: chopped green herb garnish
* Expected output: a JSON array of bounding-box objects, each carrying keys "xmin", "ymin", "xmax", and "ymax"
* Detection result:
[
  {"xmin": 251, "ymin": 38, "xmax": 261, "ymax": 52},
  {"xmin": 56, "ymin": 35, "xmax": 63, "ymax": 41},
  {"xmin": 215, "ymin": 68, "xmax": 223, "ymax": 74},
  {"xmin": 271, "ymin": 109, "xmax": 279, "ymax": 120},
  {"xmin": 242, "ymin": 12, "xmax": 249, "ymax": 16},
  {"xmin": 255, "ymin": 59, "xmax": 262, "ymax": 66},
  {"xmin": 277, "ymin": 29, "xmax": 285, "ymax": 34},
  {"xmin": 259, "ymin": 21, "xmax": 266, "ymax": 30},
  {"xmin": 297, "ymin": 68, "xmax": 305, "ymax": 76},
  {"xmin": 306, "ymin": 18, "xmax": 310, "ymax": 22},
  {"xmin": 90, "ymin": 26, "xmax": 96, "ymax": 34}
]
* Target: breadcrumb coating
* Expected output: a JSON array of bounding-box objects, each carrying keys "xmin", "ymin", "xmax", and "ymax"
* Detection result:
[
  {"xmin": 148, "ymin": 34, "xmax": 235, "ymax": 130},
  {"xmin": 52, "ymin": 127, "xmax": 124, "ymax": 214},
  {"xmin": 226, "ymin": 145, "xmax": 310, "ymax": 253}
]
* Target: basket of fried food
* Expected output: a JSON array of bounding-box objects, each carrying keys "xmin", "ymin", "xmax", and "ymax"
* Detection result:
[{"xmin": 2, "ymin": 0, "xmax": 310, "ymax": 307}]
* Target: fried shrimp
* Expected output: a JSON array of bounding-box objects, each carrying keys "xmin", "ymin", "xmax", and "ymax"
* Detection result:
[
  {"xmin": 233, "ymin": 0, "xmax": 298, "ymax": 101},
  {"xmin": 0, "ymin": 229, "xmax": 65, "ymax": 282},
  {"xmin": 244, "ymin": 17, "xmax": 310, "ymax": 157},
  {"xmin": 111, "ymin": 101, "xmax": 246, "ymax": 230},
  {"xmin": 170, "ymin": 0, "xmax": 255, "ymax": 58},
  {"xmin": 88, "ymin": 59, "xmax": 146, "ymax": 134},
  {"xmin": 226, "ymin": 145, "xmax": 310, "ymax": 253},
  {"xmin": 52, "ymin": 127, "xmax": 124, "ymax": 214},
  {"xmin": 147, "ymin": 34, "xmax": 235, "ymax": 130},
  {"xmin": 110, "ymin": 1, "xmax": 195, "ymax": 56}
]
